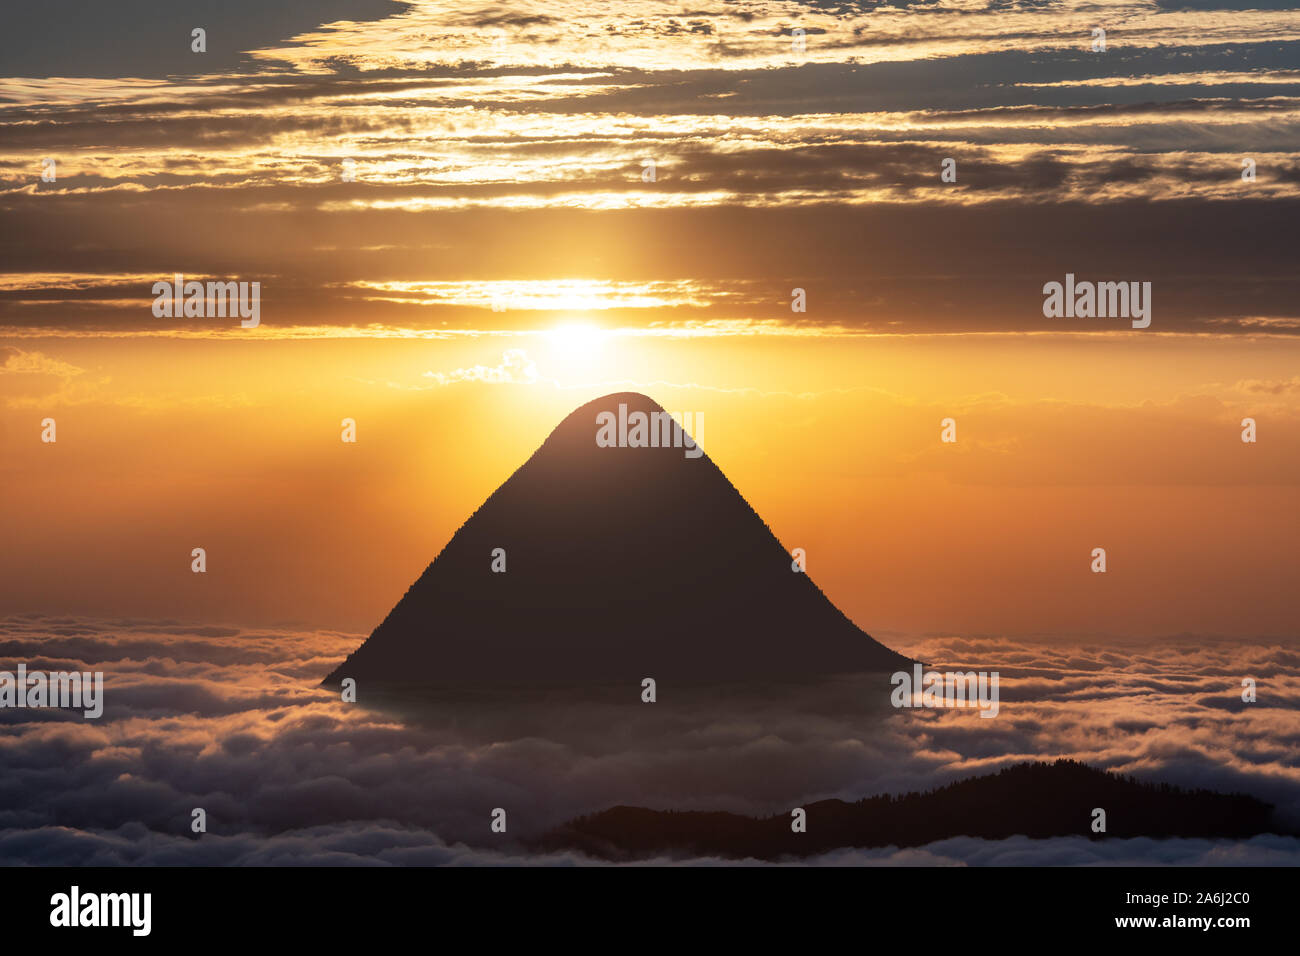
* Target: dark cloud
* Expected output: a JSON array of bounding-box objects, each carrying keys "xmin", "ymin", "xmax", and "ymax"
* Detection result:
[
  {"xmin": 2, "ymin": 7, "xmax": 1298, "ymax": 338},
  {"xmin": 1156, "ymin": 0, "xmax": 1300, "ymax": 8},
  {"xmin": 4, "ymin": 197, "xmax": 1299, "ymax": 335},
  {"xmin": 0, "ymin": 0, "xmax": 411, "ymax": 79}
]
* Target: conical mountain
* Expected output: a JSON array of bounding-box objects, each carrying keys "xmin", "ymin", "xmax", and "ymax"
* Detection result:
[{"xmin": 324, "ymin": 392, "xmax": 910, "ymax": 687}]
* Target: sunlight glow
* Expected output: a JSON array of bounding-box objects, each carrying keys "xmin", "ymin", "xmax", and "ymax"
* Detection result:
[{"xmin": 546, "ymin": 321, "xmax": 607, "ymax": 360}]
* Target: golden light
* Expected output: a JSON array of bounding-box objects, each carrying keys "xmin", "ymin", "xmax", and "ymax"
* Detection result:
[{"xmin": 546, "ymin": 321, "xmax": 607, "ymax": 360}]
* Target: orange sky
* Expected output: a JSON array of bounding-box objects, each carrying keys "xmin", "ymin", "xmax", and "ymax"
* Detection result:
[
  {"xmin": 3, "ymin": 330, "xmax": 1296, "ymax": 641},
  {"xmin": 3, "ymin": 0, "xmax": 1299, "ymax": 645}
]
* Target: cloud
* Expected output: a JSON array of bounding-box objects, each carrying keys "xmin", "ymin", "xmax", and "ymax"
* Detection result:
[
  {"xmin": 0, "ymin": 346, "xmax": 82, "ymax": 378},
  {"xmin": 1236, "ymin": 375, "xmax": 1300, "ymax": 395},
  {"xmin": 0, "ymin": 346, "xmax": 110, "ymax": 407},
  {"xmin": 0, "ymin": 0, "xmax": 410, "ymax": 79},
  {"xmin": 0, "ymin": 615, "xmax": 1296, "ymax": 864},
  {"xmin": 3, "ymin": 9, "xmax": 1300, "ymax": 338},
  {"xmin": 422, "ymin": 349, "xmax": 541, "ymax": 386}
]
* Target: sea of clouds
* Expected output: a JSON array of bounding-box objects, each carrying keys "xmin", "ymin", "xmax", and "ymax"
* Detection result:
[{"xmin": 1, "ymin": 615, "xmax": 1297, "ymax": 865}]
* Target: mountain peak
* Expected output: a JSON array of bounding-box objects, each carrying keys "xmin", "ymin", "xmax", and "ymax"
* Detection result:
[
  {"xmin": 569, "ymin": 391, "xmax": 664, "ymax": 415},
  {"xmin": 533, "ymin": 391, "xmax": 693, "ymax": 462},
  {"xmin": 325, "ymin": 392, "xmax": 910, "ymax": 688}
]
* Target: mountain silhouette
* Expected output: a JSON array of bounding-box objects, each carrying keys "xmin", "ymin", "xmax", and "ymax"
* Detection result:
[
  {"xmin": 534, "ymin": 760, "xmax": 1284, "ymax": 860},
  {"xmin": 324, "ymin": 392, "xmax": 910, "ymax": 687}
]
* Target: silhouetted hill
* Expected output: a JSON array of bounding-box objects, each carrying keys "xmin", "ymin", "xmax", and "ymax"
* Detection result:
[
  {"xmin": 535, "ymin": 760, "xmax": 1283, "ymax": 860},
  {"xmin": 325, "ymin": 392, "xmax": 911, "ymax": 686}
]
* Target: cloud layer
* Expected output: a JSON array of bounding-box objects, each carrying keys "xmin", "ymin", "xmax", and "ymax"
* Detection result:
[{"xmin": 1, "ymin": 614, "xmax": 1297, "ymax": 864}]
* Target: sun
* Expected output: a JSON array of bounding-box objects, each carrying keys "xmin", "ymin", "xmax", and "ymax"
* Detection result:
[{"xmin": 546, "ymin": 321, "xmax": 607, "ymax": 360}]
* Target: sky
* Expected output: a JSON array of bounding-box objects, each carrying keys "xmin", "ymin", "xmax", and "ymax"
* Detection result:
[
  {"xmin": 3, "ymin": 0, "xmax": 1299, "ymax": 639},
  {"xmin": 1, "ymin": 0, "xmax": 1299, "ymax": 868}
]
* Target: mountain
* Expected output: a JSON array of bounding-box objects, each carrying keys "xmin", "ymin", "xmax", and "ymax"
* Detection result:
[
  {"xmin": 533, "ymin": 760, "xmax": 1284, "ymax": 860},
  {"xmin": 323, "ymin": 391, "xmax": 911, "ymax": 687}
]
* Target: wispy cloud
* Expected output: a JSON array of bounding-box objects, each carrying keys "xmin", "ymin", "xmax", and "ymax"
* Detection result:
[{"xmin": 422, "ymin": 348, "xmax": 541, "ymax": 385}]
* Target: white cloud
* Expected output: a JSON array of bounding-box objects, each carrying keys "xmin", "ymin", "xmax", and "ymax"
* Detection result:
[{"xmin": 422, "ymin": 349, "xmax": 541, "ymax": 386}]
